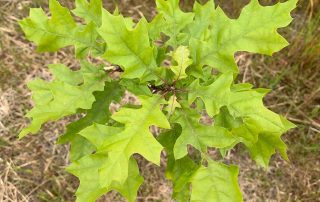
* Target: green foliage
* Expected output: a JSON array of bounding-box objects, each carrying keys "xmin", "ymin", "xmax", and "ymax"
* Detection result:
[{"xmin": 19, "ymin": 0, "xmax": 297, "ymax": 201}]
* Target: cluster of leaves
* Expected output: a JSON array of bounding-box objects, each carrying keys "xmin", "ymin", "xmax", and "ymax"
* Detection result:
[{"xmin": 19, "ymin": 0, "xmax": 297, "ymax": 201}]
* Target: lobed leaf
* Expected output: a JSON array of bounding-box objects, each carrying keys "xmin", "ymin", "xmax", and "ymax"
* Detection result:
[
  {"xmin": 169, "ymin": 46, "xmax": 193, "ymax": 80},
  {"xmin": 227, "ymin": 85, "xmax": 295, "ymax": 167},
  {"xmin": 19, "ymin": 62, "xmax": 107, "ymax": 138},
  {"xmin": 67, "ymin": 154, "xmax": 143, "ymax": 202},
  {"xmin": 172, "ymin": 105, "xmax": 237, "ymax": 160},
  {"xmin": 76, "ymin": 95, "xmax": 170, "ymax": 188},
  {"xmin": 188, "ymin": 73, "xmax": 233, "ymax": 116},
  {"xmin": 97, "ymin": 10, "xmax": 159, "ymax": 82},
  {"xmin": 19, "ymin": 0, "xmax": 103, "ymax": 57},
  {"xmin": 189, "ymin": 0, "xmax": 298, "ymax": 73}
]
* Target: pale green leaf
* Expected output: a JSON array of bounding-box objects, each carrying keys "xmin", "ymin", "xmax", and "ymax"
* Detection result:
[
  {"xmin": 170, "ymin": 46, "xmax": 193, "ymax": 80},
  {"xmin": 189, "ymin": 38, "xmax": 238, "ymax": 73},
  {"xmin": 67, "ymin": 154, "xmax": 143, "ymax": 202},
  {"xmin": 247, "ymin": 131, "xmax": 289, "ymax": 167},
  {"xmin": 59, "ymin": 81, "xmax": 124, "ymax": 162},
  {"xmin": 166, "ymin": 95, "xmax": 181, "ymax": 116}
]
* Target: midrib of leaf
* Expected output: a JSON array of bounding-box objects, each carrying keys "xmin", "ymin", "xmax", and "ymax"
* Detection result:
[{"xmin": 176, "ymin": 49, "xmax": 186, "ymax": 80}]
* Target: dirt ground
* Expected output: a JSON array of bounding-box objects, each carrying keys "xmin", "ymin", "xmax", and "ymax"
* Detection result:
[{"xmin": 0, "ymin": 0, "xmax": 319, "ymax": 201}]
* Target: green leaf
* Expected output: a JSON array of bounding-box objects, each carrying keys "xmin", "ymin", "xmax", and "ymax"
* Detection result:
[
  {"xmin": 228, "ymin": 85, "xmax": 295, "ymax": 167},
  {"xmin": 190, "ymin": 160, "xmax": 243, "ymax": 202},
  {"xmin": 247, "ymin": 131, "xmax": 289, "ymax": 167},
  {"xmin": 214, "ymin": 107, "xmax": 243, "ymax": 130},
  {"xmin": 170, "ymin": 46, "xmax": 193, "ymax": 80},
  {"xmin": 190, "ymin": 0, "xmax": 297, "ymax": 73},
  {"xmin": 187, "ymin": 0, "xmax": 215, "ymax": 40},
  {"xmin": 67, "ymin": 154, "xmax": 143, "ymax": 202},
  {"xmin": 172, "ymin": 106, "xmax": 237, "ymax": 159},
  {"xmin": 19, "ymin": 62, "xmax": 107, "ymax": 138},
  {"xmin": 67, "ymin": 153, "xmax": 109, "ymax": 202},
  {"xmin": 156, "ymin": 0, "xmax": 194, "ymax": 47},
  {"xmin": 78, "ymin": 95, "xmax": 170, "ymax": 188},
  {"xmin": 188, "ymin": 73, "xmax": 233, "ymax": 116},
  {"xmin": 70, "ymin": 123, "xmax": 144, "ymax": 201},
  {"xmin": 98, "ymin": 10, "xmax": 159, "ymax": 81},
  {"xmin": 73, "ymin": 0, "xmax": 102, "ymax": 26},
  {"xmin": 19, "ymin": 0, "xmax": 102, "ymax": 57},
  {"xmin": 214, "ymin": 0, "xmax": 297, "ymax": 55}
]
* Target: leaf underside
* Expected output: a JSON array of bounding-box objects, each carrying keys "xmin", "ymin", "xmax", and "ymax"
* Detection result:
[{"xmin": 19, "ymin": 0, "xmax": 297, "ymax": 201}]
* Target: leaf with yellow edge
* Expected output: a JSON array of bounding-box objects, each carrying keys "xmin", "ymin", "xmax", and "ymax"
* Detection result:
[{"xmin": 170, "ymin": 46, "xmax": 193, "ymax": 80}]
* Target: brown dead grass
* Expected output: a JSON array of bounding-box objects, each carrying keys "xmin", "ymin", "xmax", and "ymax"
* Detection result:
[{"xmin": 0, "ymin": 0, "xmax": 319, "ymax": 201}]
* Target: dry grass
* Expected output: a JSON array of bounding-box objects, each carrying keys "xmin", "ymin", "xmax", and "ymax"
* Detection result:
[{"xmin": 0, "ymin": 0, "xmax": 319, "ymax": 201}]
